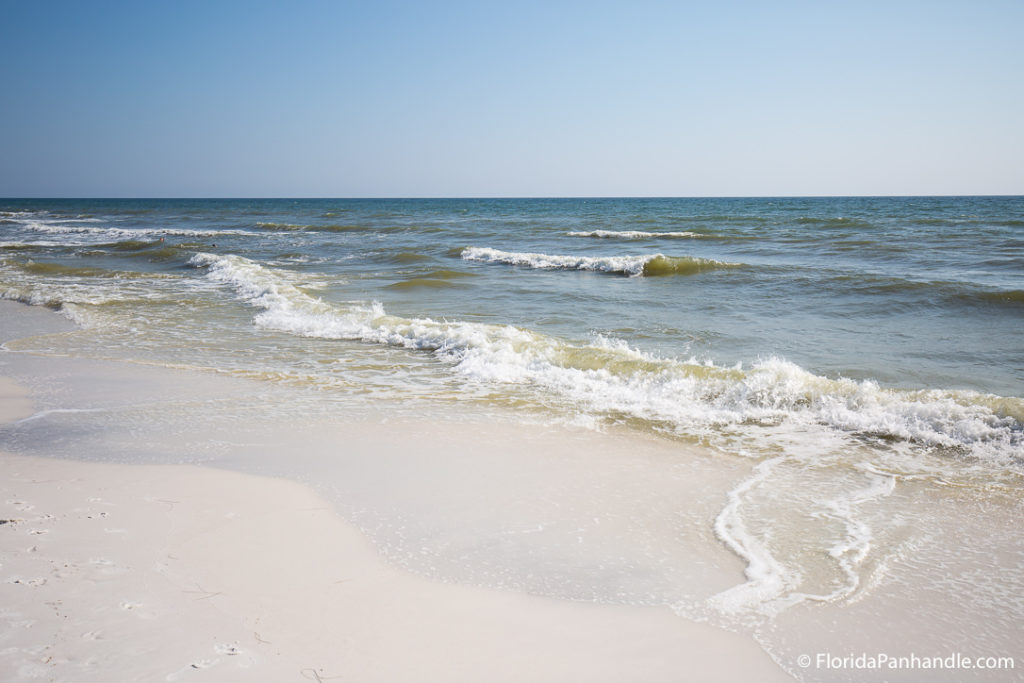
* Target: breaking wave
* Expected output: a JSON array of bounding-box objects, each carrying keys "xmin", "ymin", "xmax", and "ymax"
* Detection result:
[
  {"xmin": 255, "ymin": 222, "xmax": 388, "ymax": 233},
  {"xmin": 460, "ymin": 247, "xmax": 742, "ymax": 277},
  {"xmin": 189, "ymin": 252, "xmax": 1023, "ymax": 465},
  {"xmin": 15, "ymin": 220, "xmax": 250, "ymax": 240}
]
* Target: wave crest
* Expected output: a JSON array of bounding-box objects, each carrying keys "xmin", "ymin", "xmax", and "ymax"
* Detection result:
[
  {"xmin": 15, "ymin": 220, "xmax": 249, "ymax": 240},
  {"xmin": 189, "ymin": 253, "xmax": 1023, "ymax": 466},
  {"xmin": 460, "ymin": 247, "xmax": 740, "ymax": 277}
]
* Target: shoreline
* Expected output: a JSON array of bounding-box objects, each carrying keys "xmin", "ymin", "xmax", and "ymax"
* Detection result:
[
  {"xmin": 0, "ymin": 450, "xmax": 789, "ymax": 682},
  {"xmin": 5, "ymin": 297, "xmax": 1022, "ymax": 681},
  {"xmin": 0, "ymin": 303, "xmax": 792, "ymax": 681}
]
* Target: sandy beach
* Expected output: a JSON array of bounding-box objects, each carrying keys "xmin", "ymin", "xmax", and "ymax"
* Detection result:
[
  {"xmin": 0, "ymin": 303, "xmax": 791, "ymax": 682},
  {"xmin": 0, "ymin": 451, "xmax": 790, "ymax": 682}
]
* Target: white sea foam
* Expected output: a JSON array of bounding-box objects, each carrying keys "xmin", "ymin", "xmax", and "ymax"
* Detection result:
[
  {"xmin": 818, "ymin": 472, "xmax": 895, "ymax": 600},
  {"xmin": 461, "ymin": 246, "xmax": 655, "ymax": 276},
  {"xmin": 15, "ymin": 220, "xmax": 251, "ymax": 240},
  {"xmin": 707, "ymin": 457, "xmax": 800, "ymax": 618},
  {"xmin": 460, "ymin": 247, "xmax": 738, "ymax": 277},
  {"xmin": 0, "ymin": 280, "xmax": 175, "ymax": 309},
  {"xmin": 0, "ymin": 241, "xmax": 67, "ymax": 248},
  {"xmin": 0, "ymin": 211, "xmax": 44, "ymax": 218},
  {"xmin": 190, "ymin": 253, "xmax": 1024, "ymax": 466},
  {"xmin": 700, "ymin": 458, "xmax": 899, "ymax": 625},
  {"xmin": 567, "ymin": 230, "xmax": 705, "ymax": 239},
  {"xmin": 0, "ymin": 255, "xmax": 182, "ymax": 310}
]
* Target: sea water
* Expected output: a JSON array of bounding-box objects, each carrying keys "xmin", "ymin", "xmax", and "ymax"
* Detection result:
[{"xmin": 1, "ymin": 197, "xmax": 1022, "ymax": 679}]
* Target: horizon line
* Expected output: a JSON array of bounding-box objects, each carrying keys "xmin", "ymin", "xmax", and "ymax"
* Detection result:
[{"xmin": 2, "ymin": 194, "xmax": 1022, "ymax": 201}]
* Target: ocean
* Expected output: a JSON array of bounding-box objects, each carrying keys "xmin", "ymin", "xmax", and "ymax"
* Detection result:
[{"xmin": 1, "ymin": 196, "xmax": 1022, "ymax": 678}]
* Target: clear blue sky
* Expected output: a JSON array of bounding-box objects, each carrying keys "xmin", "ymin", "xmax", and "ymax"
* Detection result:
[{"xmin": 1, "ymin": 0, "xmax": 1021, "ymax": 197}]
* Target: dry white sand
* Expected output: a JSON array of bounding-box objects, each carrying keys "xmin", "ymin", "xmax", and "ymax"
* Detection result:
[{"xmin": 0, "ymin": 376, "xmax": 791, "ymax": 682}]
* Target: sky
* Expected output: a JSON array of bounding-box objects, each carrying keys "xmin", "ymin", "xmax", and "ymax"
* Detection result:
[{"xmin": 1, "ymin": 0, "xmax": 1022, "ymax": 197}]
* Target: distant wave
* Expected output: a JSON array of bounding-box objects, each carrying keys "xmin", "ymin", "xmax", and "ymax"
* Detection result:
[
  {"xmin": 970, "ymin": 289, "xmax": 1024, "ymax": 306},
  {"xmin": 0, "ymin": 241, "xmax": 66, "ymax": 249},
  {"xmin": 908, "ymin": 218, "xmax": 1024, "ymax": 228},
  {"xmin": 460, "ymin": 247, "xmax": 741, "ymax": 277},
  {"xmin": 255, "ymin": 222, "xmax": 383, "ymax": 233},
  {"xmin": 15, "ymin": 220, "xmax": 249, "ymax": 240},
  {"xmin": 793, "ymin": 216, "xmax": 873, "ymax": 228},
  {"xmin": 253, "ymin": 221, "xmax": 425, "ymax": 234},
  {"xmin": 254, "ymin": 222, "xmax": 307, "ymax": 231},
  {"xmin": 567, "ymin": 230, "xmax": 706, "ymax": 239},
  {"xmin": 825, "ymin": 273, "xmax": 1024, "ymax": 308},
  {"xmin": 385, "ymin": 267, "xmax": 475, "ymax": 289},
  {"xmin": 187, "ymin": 252, "xmax": 1023, "ymax": 466},
  {"xmin": 389, "ymin": 251, "xmax": 431, "ymax": 264},
  {"xmin": 631, "ymin": 214, "xmax": 771, "ymax": 225}
]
